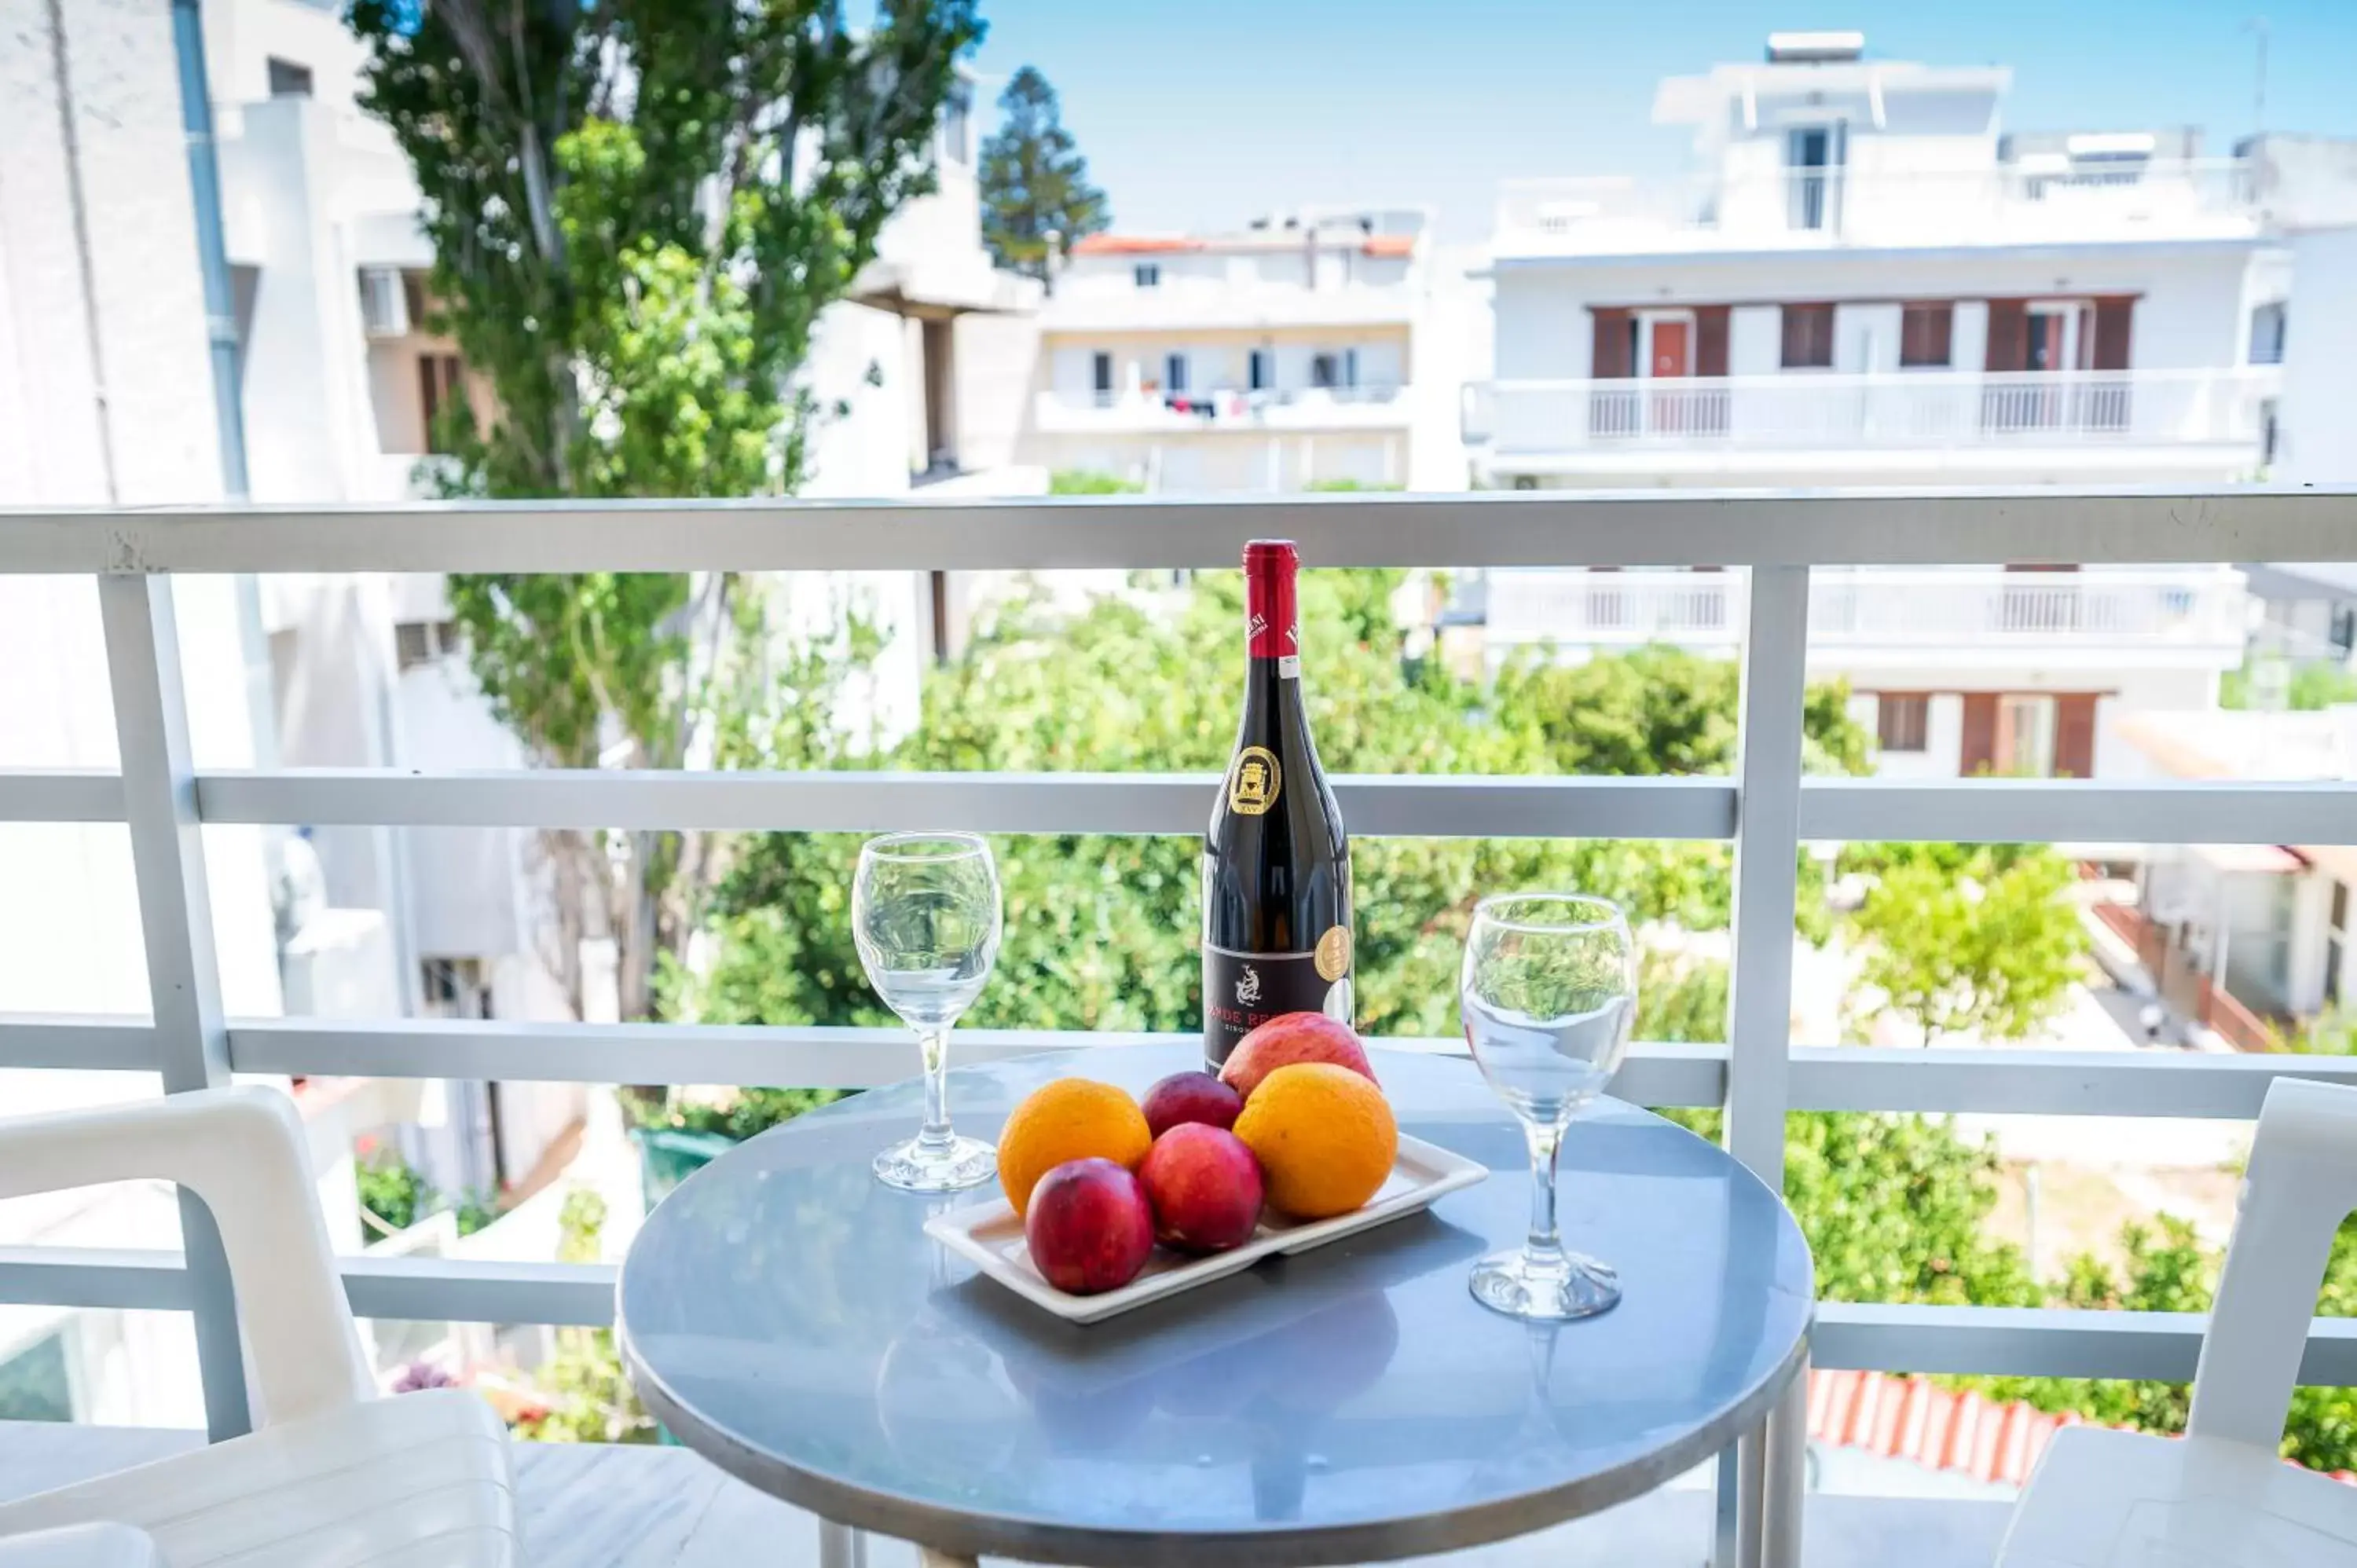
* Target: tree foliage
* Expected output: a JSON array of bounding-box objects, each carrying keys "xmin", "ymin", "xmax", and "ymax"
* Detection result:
[
  {"xmin": 978, "ymin": 66, "xmax": 1108, "ymax": 288},
  {"xmin": 671, "ymin": 575, "xmax": 1878, "ymax": 1047},
  {"xmin": 348, "ymin": 0, "xmax": 982, "ymax": 1019},
  {"xmin": 1848, "ymin": 845, "xmax": 2088, "ymax": 1046}
]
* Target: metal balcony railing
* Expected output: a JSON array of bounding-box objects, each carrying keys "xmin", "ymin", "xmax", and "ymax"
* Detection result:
[
  {"xmin": 1468, "ymin": 370, "xmax": 2278, "ymax": 456},
  {"xmin": 2, "ymin": 488, "xmax": 2357, "ymax": 1445},
  {"xmin": 1495, "ymin": 159, "xmax": 2262, "ymax": 249},
  {"xmin": 1479, "ymin": 567, "xmax": 2249, "ymax": 657}
]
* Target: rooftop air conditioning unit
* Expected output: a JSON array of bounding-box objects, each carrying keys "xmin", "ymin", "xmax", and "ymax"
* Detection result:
[{"xmin": 359, "ymin": 267, "xmax": 410, "ymax": 338}]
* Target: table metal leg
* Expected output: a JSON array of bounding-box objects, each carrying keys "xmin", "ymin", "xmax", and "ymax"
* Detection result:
[
  {"xmin": 1726, "ymin": 1348, "xmax": 1809, "ymax": 1568},
  {"xmin": 818, "ymin": 1519, "xmax": 870, "ymax": 1568}
]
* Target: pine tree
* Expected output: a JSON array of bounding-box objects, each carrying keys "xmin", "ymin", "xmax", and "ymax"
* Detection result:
[{"xmin": 980, "ymin": 67, "xmax": 1109, "ymax": 290}]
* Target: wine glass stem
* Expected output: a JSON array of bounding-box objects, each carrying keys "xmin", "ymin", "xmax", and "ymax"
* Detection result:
[
  {"xmin": 917, "ymin": 1027, "xmax": 955, "ymax": 1152},
  {"xmin": 1523, "ymin": 1121, "xmax": 1568, "ymax": 1274}
]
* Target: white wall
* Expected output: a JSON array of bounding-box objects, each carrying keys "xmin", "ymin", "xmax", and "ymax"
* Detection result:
[{"xmin": 2279, "ymin": 225, "xmax": 2357, "ymax": 485}]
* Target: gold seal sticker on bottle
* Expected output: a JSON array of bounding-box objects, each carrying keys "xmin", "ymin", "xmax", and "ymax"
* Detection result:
[
  {"xmin": 1315, "ymin": 925, "xmax": 1352, "ymax": 981},
  {"xmin": 1227, "ymin": 746, "xmax": 1281, "ymax": 815}
]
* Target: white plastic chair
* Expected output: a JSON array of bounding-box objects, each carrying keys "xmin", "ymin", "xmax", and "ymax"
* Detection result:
[
  {"xmin": 0, "ymin": 1526, "xmax": 161, "ymax": 1568},
  {"xmin": 1997, "ymin": 1075, "xmax": 2357, "ymax": 1566},
  {"xmin": 0, "ymin": 1086, "xmax": 518, "ymax": 1567}
]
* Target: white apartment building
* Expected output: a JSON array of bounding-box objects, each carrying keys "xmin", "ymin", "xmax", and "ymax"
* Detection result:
[
  {"xmin": 1458, "ymin": 33, "xmax": 2355, "ymax": 780},
  {"xmin": 1020, "ymin": 209, "xmax": 1472, "ymax": 491}
]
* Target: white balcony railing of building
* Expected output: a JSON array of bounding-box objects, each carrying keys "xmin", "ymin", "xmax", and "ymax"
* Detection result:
[
  {"xmin": 1479, "ymin": 566, "xmax": 2250, "ymax": 660},
  {"xmin": 1466, "ymin": 369, "xmax": 2276, "ymax": 459},
  {"xmin": 1036, "ymin": 383, "xmax": 1412, "ymax": 435},
  {"xmin": 1495, "ymin": 159, "xmax": 2261, "ymax": 251},
  {"xmin": 3, "ymin": 489, "xmax": 2356, "ymax": 1458}
]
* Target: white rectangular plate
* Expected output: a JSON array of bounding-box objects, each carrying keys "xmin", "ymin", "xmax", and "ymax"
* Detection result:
[{"xmin": 924, "ymin": 1134, "xmax": 1487, "ymax": 1324}]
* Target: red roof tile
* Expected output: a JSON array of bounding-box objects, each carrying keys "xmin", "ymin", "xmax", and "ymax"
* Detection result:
[
  {"xmin": 1069, "ymin": 236, "xmax": 1204, "ymax": 256},
  {"xmin": 1806, "ymin": 1369, "xmax": 2350, "ymax": 1489}
]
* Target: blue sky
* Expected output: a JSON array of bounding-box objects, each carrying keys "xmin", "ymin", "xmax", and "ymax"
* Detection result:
[{"xmin": 966, "ymin": 0, "xmax": 2357, "ymax": 240}]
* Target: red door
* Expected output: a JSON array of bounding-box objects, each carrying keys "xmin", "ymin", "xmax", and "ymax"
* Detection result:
[{"xmin": 1649, "ymin": 320, "xmax": 1693, "ymax": 433}]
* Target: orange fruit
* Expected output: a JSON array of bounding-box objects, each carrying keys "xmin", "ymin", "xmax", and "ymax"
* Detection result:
[
  {"xmin": 997, "ymin": 1079, "xmax": 1153, "ymax": 1217},
  {"xmin": 1232, "ymin": 1062, "xmax": 1397, "ymax": 1220}
]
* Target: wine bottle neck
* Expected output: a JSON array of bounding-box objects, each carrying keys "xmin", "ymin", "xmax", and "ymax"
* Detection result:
[{"xmin": 1244, "ymin": 558, "xmax": 1299, "ymax": 678}]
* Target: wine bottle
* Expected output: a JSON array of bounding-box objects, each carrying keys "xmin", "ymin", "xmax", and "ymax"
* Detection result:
[{"xmin": 1201, "ymin": 539, "xmax": 1354, "ymax": 1068}]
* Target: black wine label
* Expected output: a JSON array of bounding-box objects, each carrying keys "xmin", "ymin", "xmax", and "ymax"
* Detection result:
[{"xmin": 1203, "ymin": 943, "xmax": 1354, "ymax": 1068}]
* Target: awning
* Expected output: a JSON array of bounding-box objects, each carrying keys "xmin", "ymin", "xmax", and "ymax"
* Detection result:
[{"xmin": 2190, "ymin": 841, "xmax": 2308, "ymax": 875}]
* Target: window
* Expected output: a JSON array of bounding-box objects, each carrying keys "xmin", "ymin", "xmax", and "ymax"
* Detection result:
[
  {"xmin": 1785, "ymin": 124, "xmax": 1843, "ymax": 230},
  {"xmin": 421, "ymin": 957, "xmax": 491, "ymax": 1020},
  {"xmin": 1310, "ymin": 352, "xmax": 1340, "ymax": 389},
  {"xmin": 1342, "ymin": 348, "xmax": 1360, "ymax": 388},
  {"xmin": 1164, "ymin": 353, "xmax": 1189, "ymax": 394},
  {"xmin": 417, "ymin": 354, "xmax": 465, "ymax": 453},
  {"xmin": 1134, "ymin": 263, "xmax": 1161, "ymax": 288},
  {"xmin": 2249, "ymin": 301, "xmax": 2287, "ymax": 366},
  {"xmin": 1997, "ymin": 694, "xmax": 2058, "ymax": 778},
  {"xmin": 1248, "ymin": 348, "xmax": 1272, "ymax": 391},
  {"xmin": 0, "ymin": 1330, "xmax": 71, "ymax": 1422},
  {"xmin": 1091, "ymin": 351, "xmax": 1113, "ymax": 403},
  {"xmin": 266, "ymin": 57, "xmax": 314, "ymax": 98},
  {"xmin": 1900, "ymin": 303, "xmax": 1953, "ymax": 368},
  {"xmin": 394, "ymin": 619, "xmax": 461, "ymax": 671},
  {"xmin": 1876, "ymin": 694, "xmax": 1930, "ymax": 753},
  {"xmin": 1780, "ymin": 304, "xmax": 1835, "ymax": 369}
]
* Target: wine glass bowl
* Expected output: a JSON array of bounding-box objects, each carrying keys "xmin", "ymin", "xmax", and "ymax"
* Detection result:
[
  {"xmin": 853, "ymin": 832, "xmax": 1003, "ymax": 1192},
  {"xmin": 1460, "ymin": 892, "xmax": 1637, "ymax": 1321}
]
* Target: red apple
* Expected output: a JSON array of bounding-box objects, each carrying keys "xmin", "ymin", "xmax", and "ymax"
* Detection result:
[
  {"xmin": 1140, "ymin": 1124, "xmax": 1264, "ymax": 1253},
  {"xmin": 1140, "ymin": 1071, "xmax": 1244, "ymax": 1138},
  {"xmin": 1219, "ymin": 1012, "xmax": 1377, "ymax": 1101},
  {"xmin": 1024, "ymin": 1157, "xmax": 1155, "ymax": 1295}
]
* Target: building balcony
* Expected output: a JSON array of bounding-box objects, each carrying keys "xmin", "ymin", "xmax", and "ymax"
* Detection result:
[
  {"xmin": 1467, "ymin": 369, "xmax": 2277, "ymax": 482},
  {"xmin": 1476, "ymin": 566, "xmax": 2250, "ymax": 672},
  {"xmin": 1035, "ymin": 383, "xmax": 1414, "ymax": 436},
  {"xmin": 3, "ymin": 490, "xmax": 2355, "ymax": 1567},
  {"xmin": 1493, "ymin": 159, "xmax": 2263, "ymax": 257}
]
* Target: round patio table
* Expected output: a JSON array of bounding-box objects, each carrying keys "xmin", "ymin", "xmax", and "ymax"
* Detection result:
[{"xmin": 618, "ymin": 1046, "xmax": 1814, "ymax": 1568}]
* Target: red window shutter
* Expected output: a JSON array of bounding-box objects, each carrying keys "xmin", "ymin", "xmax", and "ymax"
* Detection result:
[
  {"xmin": 1901, "ymin": 302, "xmax": 1953, "ymax": 368},
  {"xmin": 1984, "ymin": 299, "xmax": 2029, "ymax": 372},
  {"xmin": 1695, "ymin": 306, "xmax": 1731, "ymax": 377},
  {"xmin": 1781, "ymin": 304, "xmax": 1834, "ymax": 368},
  {"xmin": 2055, "ymin": 694, "xmax": 2099, "ymax": 779},
  {"xmin": 1959, "ymin": 694, "xmax": 2000, "ymax": 777},
  {"xmin": 1592, "ymin": 308, "xmax": 1633, "ymax": 379},
  {"xmin": 2091, "ymin": 297, "xmax": 2135, "ymax": 371}
]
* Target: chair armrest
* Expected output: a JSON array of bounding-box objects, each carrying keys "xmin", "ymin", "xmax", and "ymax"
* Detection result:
[
  {"xmin": 0, "ymin": 1524, "xmax": 163, "ymax": 1566},
  {"xmin": 0, "ymin": 1086, "xmax": 370, "ymax": 1425}
]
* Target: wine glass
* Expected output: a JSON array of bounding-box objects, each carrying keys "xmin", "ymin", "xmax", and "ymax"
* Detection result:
[
  {"xmin": 1460, "ymin": 892, "xmax": 1637, "ymax": 1321},
  {"xmin": 853, "ymin": 832, "xmax": 1003, "ymax": 1192}
]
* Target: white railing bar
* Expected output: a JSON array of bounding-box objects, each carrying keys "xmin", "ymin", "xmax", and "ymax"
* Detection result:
[
  {"xmin": 190, "ymin": 770, "xmax": 1739, "ymax": 841},
  {"xmin": 1721, "ymin": 565, "xmax": 1810, "ymax": 1554},
  {"xmin": 0, "ymin": 1014, "xmax": 160, "ymax": 1071},
  {"xmin": 0, "ymin": 769, "xmax": 124, "ymax": 823},
  {"xmin": 1815, "ymin": 1302, "xmax": 2357, "ymax": 1384},
  {"xmin": 183, "ymin": 771, "xmax": 2356, "ymax": 849},
  {"xmin": 0, "ymin": 1248, "xmax": 616, "ymax": 1328},
  {"xmin": 13, "ymin": 1245, "xmax": 2357, "ymax": 1385},
  {"xmin": 338, "ymin": 1255, "xmax": 614, "ymax": 1328},
  {"xmin": 1484, "ymin": 368, "xmax": 2275, "ymax": 394},
  {"xmin": 1789, "ymin": 1047, "xmax": 2357, "ymax": 1116},
  {"xmin": 98, "ymin": 575, "xmax": 248, "ymax": 1440},
  {"xmin": 6, "ymin": 488, "xmax": 2355, "ymax": 573},
  {"xmin": 221, "ymin": 1018, "xmax": 1731, "ymax": 1107},
  {"xmin": 1725, "ymin": 567, "xmax": 1809, "ymax": 1187},
  {"xmin": 1798, "ymin": 780, "xmax": 2357, "ymax": 848}
]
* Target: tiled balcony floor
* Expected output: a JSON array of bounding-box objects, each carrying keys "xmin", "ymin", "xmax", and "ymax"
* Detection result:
[{"xmin": 2, "ymin": 1420, "xmax": 2011, "ymax": 1566}]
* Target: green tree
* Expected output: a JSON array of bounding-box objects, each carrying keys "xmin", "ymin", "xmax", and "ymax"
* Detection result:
[
  {"xmin": 348, "ymin": 0, "xmax": 983, "ymax": 1020},
  {"xmin": 2221, "ymin": 654, "xmax": 2357, "ymax": 712},
  {"xmin": 979, "ymin": 66, "xmax": 1109, "ymax": 288},
  {"xmin": 1849, "ymin": 847, "xmax": 2088, "ymax": 1046}
]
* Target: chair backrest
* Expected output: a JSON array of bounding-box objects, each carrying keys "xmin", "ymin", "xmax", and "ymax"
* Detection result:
[
  {"xmin": 0, "ymin": 1086, "xmax": 371, "ymax": 1427},
  {"xmin": 2187, "ymin": 1075, "xmax": 2357, "ymax": 1450}
]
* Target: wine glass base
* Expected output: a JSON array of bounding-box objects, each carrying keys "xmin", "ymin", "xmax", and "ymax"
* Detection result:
[
  {"xmin": 1468, "ymin": 1246, "xmax": 1622, "ymax": 1321},
  {"xmin": 874, "ymin": 1134, "xmax": 997, "ymax": 1193}
]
